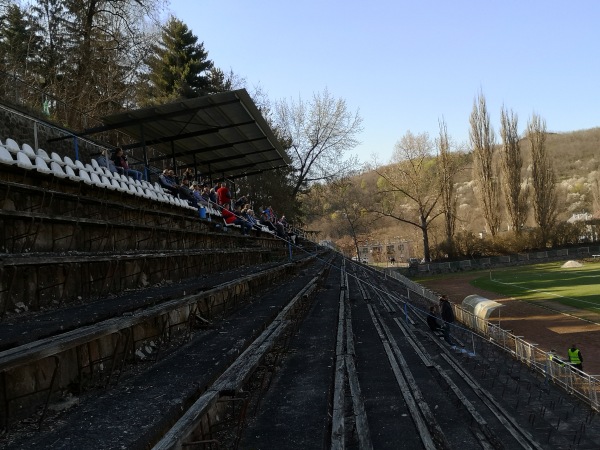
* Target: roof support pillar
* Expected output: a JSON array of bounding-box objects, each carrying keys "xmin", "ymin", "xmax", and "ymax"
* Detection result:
[{"xmin": 139, "ymin": 123, "xmax": 149, "ymax": 181}]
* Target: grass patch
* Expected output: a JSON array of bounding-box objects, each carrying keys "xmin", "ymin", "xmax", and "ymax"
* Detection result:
[{"xmin": 471, "ymin": 262, "xmax": 600, "ymax": 310}]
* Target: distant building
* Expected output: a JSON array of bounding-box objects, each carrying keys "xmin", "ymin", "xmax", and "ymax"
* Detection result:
[
  {"xmin": 566, "ymin": 212, "xmax": 596, "ymax": 242},
  {"xmin": 359, "ymin": 240, "xmax": 415, "ymax": 264}
]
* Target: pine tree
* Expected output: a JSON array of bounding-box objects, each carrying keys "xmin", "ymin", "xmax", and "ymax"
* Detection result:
[
  {"xmin": 141, "ymin": 16, "xmax": 214, "ymax": 105},
  {"xmin": 0, "ymin": 4, "xmax": 40, "ymax": 78}
]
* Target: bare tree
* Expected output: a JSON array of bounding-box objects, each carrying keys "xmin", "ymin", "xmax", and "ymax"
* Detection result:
[
  {"xmin": 470, "ymin": 92, "xmax": 501, "ymax": 237},
  {"xmin": 372, "ymin": 131, "xmax": 442, "ymax": 262},
  {"xmin": 275, "ymin": 88, "xmax": 363, "ymax": 198},
  {"xmin": 56, "ymin": 0, "xmax": 164, "ymax": 127},
  {"xmin": 436, "ymin": 118, "xmax": 462, "ymax": 255},
  {"xmin": 328, "ymin": 176, "xmax": 372, "ymax": 259},
  {"xmin": 527, "ymin": 113, "xmax": 557, "ymax": 246},
  {"xmin": 499, "ymin": 106, "xmax": 528, "ymax": 233}
]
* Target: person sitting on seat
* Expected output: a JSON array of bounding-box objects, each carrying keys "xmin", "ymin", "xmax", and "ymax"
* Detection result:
[
  {"xmin": 427, "ymin": 306, "xmax": 441, "ymax": 332},
  {"xmin": 259, "ymin": 209, "xmax": 277, "ymax": 233},
  {"xmin": 234, "ymin": 195, "xmax": 249, "ymax": 209},
  {"xmin": 200, "ymin": 185, "xmax": 211, "ymax": 205},
  {"xmin": 222, "ymin": 205, "xmax": 251, "ymax": 235},
  {"xmin": 112, "ymin": 147, "xmax": 143, "ymax": 181},
  {"xmin": 159, "ymin": 169, "xmax": 197, "ymax": 206},
  {"xmin": 181, "ymin": 167, "xmax": 195, "ymax": 184},
  {"xmin": 96, "ymin": 154, "xmax": 120, "ymax": 175}
]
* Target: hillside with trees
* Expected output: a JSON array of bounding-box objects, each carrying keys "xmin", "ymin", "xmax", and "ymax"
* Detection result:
[{"xmin": 304, "ymin": 125, "xmax": 600, "ymax": 262}]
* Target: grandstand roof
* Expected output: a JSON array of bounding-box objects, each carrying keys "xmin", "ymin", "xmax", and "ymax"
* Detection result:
[{"xmin": 94, "ymin": 89, "xmax": 291, "ymax": 179}]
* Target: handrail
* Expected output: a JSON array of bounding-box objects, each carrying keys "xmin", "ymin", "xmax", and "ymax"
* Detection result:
[{"xmin": 386, "ymin": 270, "xmax": 600, "ymax": 411}]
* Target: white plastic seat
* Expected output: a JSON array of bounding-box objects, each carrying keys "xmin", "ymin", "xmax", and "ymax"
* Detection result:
[
  {"xmin": 50, "ymin": 161, "xmax": 68, "ymax": 178},
  {"xmin": 78, "ymin": 169, "xmax": 93, "ymax": 185},
  {"xmin": 89, "ymin": 172, "xmax": 104, "ymax": 187},
  {"xmin": 36, "ymin": 148, "xmax": 52, "ymax": 162},
  {"xmin": 144, "ymin": 188, "xmax": 157, "ymax": 200},
  {"xmin": 5, "ymin": 138, "xmax": 20, "ymax": 154},
  {"xmin": 101, "ymin": 175, "xmax": 116, "ymax": 190},
  {"xmin": 16, "ymin": 151, "xmax": 34, "ymax": 169},
  {"xmin": 102, "ymin": 167, "xmax": 114, "ymax": 178},
  {"xmin": 35, "ymin": 156, "xmax": 53, "ymax": 174},
  {"xmin": 22, "ymin": 143, "xmax": 36, "ymax": 159},
  {"xmin": 50, "ymin": 152, "xmax": 65, "ymax": 166},
  {"xmin": 0, "ymin": 146, "xmax": 17, "ymax": 165},
  {"xmin": 127, "ymin": 183, "xmax": 138, "ymax": 195},
  {"xmin": 133, "ymin": 185, "xmax": 145, "ymax": 197},
  {"xmin": 75, "ymin": 160, "xmax": 86, "ymax": 170},
  {"xmin": 91, "ymin": 158, "xmax": 100, "ymax": 170},
  {"xmin": 119, "ymin": 180, "xmax": 130, "ymax": 193},
  {"xmin": 63, "ymin": 156, "xmax": 77, "ymax": 168},
  {"xmin": 107, "ymin": 177, "xmax": 123, "ymax": 191},
  {"xmin": 64, "ymin": 165, "xmax": 81, "ymax": 181}
]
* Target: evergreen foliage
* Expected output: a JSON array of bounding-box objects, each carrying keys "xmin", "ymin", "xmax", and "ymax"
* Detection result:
[{"xmin": 140, "ymin": 16, "xmax": 214, "ymax": 105}]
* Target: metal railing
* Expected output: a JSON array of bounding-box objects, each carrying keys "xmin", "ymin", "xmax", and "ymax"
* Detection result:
[
  {"xmin": 415, "ymin": 245, "xmax": 600, "ymax": 274},
  {"xmin": 386, "ymin": 269, "xmax": 600, "ymax": 411}
]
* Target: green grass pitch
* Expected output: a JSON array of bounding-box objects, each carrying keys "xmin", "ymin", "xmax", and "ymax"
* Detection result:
[{"xmin": 471, "ymin": 262, "xmax": 600, "ymax": 311}]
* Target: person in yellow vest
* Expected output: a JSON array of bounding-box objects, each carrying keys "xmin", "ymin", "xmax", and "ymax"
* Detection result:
[
  {"xmin": 567, "ymin": 344, "xmax": 583, "ymax": 371},
  {"xmin": 548, "ymin": 349, "xmax": 564, "ymax": 367}
]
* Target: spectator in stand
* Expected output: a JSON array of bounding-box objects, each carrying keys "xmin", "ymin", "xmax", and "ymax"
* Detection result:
[
  {"xmin": 222, "ymin": 205, "xmax": 251, "ymax": 235},
  {"xmin": 159, "ymin": 169, "xmax": 178, "ymax": 196},
  {"xmin": 191, "ymin": 182, "xmax": 203, "ymax": 203},
  {"xmin": 427, "ymin": 306, "xmax": 441, "ymax": 332},
  {"xmin": 181, "ymin": 168, "xmax": 195, "ymax": 184},
  {"xmin": 112, "ymin": 147, "xmax": 143, "ymax": 181},
  {"xmin": 242, "ymin": 206, "xmax": 257, "ymax": 226},
  {"xmin": 209, "ymin": 187, "xmax": 218, "ymax": 205},
  {"xmin": 200, "ymin": 186, "xmax": 211, "ymax": 205},
  {"xmin": 180, "ymin": 179, "xmax": 198, "ymax": 207},
  {"xmin": 96, "ymin": 152, "xmax": 120, "ymax": 175},
  {"xmin": 244, "ymin": 209, "xmax": 262, "ymax": 236},
  {"xmin": 216, "ymin": 182, "xmax": 232, "ymax": 206},
  {"xmin": 159, "ymin": 169, "xmax": 197, "ymax": 207},
  {"xmin": 234, "ymin": 195, "xmax": 249, "ymax": 209},
  {"xmin": 260, "ymin": 209, "xmax": 277, "ymax": 233}
]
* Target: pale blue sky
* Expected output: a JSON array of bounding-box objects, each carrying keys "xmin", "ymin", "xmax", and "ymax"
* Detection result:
[{"xmin": 168, "ymin": 0, "xmax": 599, "ymax": 164}]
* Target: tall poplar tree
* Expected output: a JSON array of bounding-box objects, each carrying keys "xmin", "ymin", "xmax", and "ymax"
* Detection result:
[
  {"xmin": 470, "ymin": 92, "xmax": 501, "ymax": 237},
  {"xmin": 499, "ymin": 107, "xmax": 527, "ymax": 234},
  {"xmin": 527, "ymin": 113, "xmax": 557, "ymax": 246},
  {"xmin": 436, "ymin": 118, "xmax": 461, "ymax": 256}
]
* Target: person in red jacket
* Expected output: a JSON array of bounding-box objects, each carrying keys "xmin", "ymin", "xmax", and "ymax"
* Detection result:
[
  {"xmin": 222, "ymin": 207, "xmax": 251, "ymax": 235},
  {"xmin": 216, "ymin": 182, "xmax": 231, "ymax": 206}
]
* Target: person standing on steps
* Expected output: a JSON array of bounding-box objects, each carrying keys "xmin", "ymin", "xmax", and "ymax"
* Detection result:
[{"xmin": 439, "ymin": 295, "xmax": 456, "ymax": 347}]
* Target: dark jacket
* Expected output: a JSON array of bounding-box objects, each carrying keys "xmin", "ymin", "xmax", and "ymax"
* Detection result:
[
  {"xmin": 440, "ymin": 299, "xmax": 455, "ymax": 323},
  {"xmin": 427, "ymin": 314, "xmax": 440, "ymax": 331}
]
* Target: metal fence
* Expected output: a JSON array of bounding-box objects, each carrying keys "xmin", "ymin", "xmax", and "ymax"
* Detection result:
[
  {"xmin": 415, "ymin": 246, "xmax": 600, "ymax": 274},
  {"xmin": 386, "ymin": 269, "xmax": 600, "ymax": 412}
]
